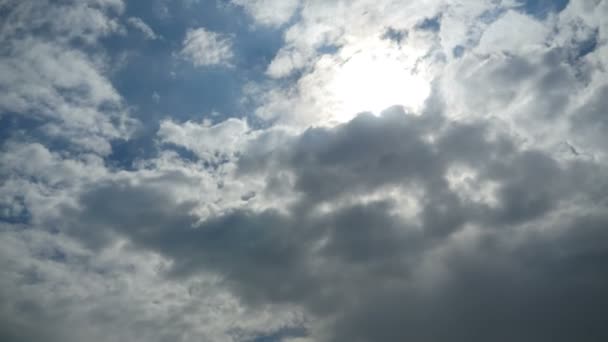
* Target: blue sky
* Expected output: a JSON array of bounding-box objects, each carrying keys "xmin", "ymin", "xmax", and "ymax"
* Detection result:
[{"xmin": 1, "ymin": 1, "xmax": 608, "ymax": 341}]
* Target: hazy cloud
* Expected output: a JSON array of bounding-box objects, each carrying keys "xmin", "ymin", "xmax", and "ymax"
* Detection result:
[
  {"xmin": 180, "ymin": 27, "xmax": 234, "ymax": 67},
  {"xmin": 127, "ymin": 17, "xmax": 159, "ymax": 40}
]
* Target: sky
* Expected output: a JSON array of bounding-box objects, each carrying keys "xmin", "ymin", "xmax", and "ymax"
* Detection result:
[{"xmin": 0, "ymin": 0, "xmax": 607, "ymax": 341}]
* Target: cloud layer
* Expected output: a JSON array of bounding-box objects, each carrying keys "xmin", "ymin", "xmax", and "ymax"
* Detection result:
[{"xmin": 2, "ymin": 1, "xmax": 608, "ymax": 341}]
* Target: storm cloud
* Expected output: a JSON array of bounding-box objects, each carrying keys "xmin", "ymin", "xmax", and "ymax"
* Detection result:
[{"xmin": 62, "ymin": 108, "xmax": 608, "ymax": 341}]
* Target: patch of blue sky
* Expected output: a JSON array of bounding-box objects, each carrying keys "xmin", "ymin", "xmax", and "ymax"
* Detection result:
[
  {"xmin": 575, "ymin": 29, "xmax": 599, "ymax": 59},
  {"xmin": 0, "ymin": 200, "xmax": 31, "ymax": 225},
  {"xmin": 0, "ymin": 113, "xmax": 89, "ymax": 159},
  {"xmin": 0, "ymin": 114, "xmax": 42, "ymax": 145},
  {"xmin": 248, "ymin": 326, "xmax": 308, "ymax": 342},
  {"xmin": 101, "ymin": 0, "xmax": 285, "ymax": 166},
  {"xmin": 416, "ymin": 15, "xmax": 441, "ymax": 32},
  {"xmin": 105, "ymin": 0, "xmax": 283, "ymax": 123},
  {"xmin": 515, "ymin": 0, "xmax": 569, "ymax": 19}
]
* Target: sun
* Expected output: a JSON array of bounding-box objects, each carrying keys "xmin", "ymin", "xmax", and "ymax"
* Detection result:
[{"xmin": 327, "ymin": 42, "xmax": 430, "ymax": 123}]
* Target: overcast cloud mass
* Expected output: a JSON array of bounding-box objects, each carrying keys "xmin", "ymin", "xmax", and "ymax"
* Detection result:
[{"xmin": 1, "ymin": 1, "xmax": 608, "ymax": 341}]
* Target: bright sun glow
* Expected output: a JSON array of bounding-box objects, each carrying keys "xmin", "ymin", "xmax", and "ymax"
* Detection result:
[{"xmin": 329, "ymin": 47, "xmax": 430, "ymax": 123}]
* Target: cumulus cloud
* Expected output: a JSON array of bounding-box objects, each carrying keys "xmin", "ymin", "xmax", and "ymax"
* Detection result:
[
  {"xmin": 62, "ymin": 108, "xmax": 608, "ymax": 341},
  {"xmin": 158, "ymin": 117, "xmax": 250, "ymax": 162},
  {"xmin": 180, "ymin": 27, "xmax": 233, "ymax": 67},
  {"xmin": 0, "ymin": 138, "xmax": 302, "ymax": 342},
  {"xmin": 0, "ymin": 222, "xmax": 303, "ymax": 342},
  {"xmin": 0, "ymin": 0, "xmax": 134, "ymax": 155},
  {"xmin": 476, "ymin": 10, "xmax": 549, "ymax": 54}
]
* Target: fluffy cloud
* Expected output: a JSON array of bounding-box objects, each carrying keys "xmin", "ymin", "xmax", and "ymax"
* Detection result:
[
  {"xmin": 62, "ymin": 108, "xmax": 608, "ymax": 341},
  {"xmin": 0, "ymin": 138, "xmax": 303, "ymax": 342},
  {"xmin": 0, "ymin": 223, "xmax": 304, "ymax": 342},
  {"xmin": 158, "ymin": 117, "xmax": 250, "ymax": 162},
  {"xmin": 0, "ymin": 0, "xmax": 134, "ymax": 155},
  {"xmin": 475, "ymin": 10, "xmax": 549, "ymax": 54}
]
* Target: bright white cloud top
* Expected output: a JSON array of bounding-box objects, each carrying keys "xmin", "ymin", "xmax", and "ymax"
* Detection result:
[{"xmin": 1, "ymin": 1, "xmax": 608, "ymax": 342}]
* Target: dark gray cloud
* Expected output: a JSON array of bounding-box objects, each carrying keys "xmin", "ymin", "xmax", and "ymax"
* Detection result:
[
  {"xmin": 571, "ymin": 84, "xmax": 608, "ymax": 151},
  {"xmin": 61, "ymin": 108, "xmax": 608, "ymax": 341}
]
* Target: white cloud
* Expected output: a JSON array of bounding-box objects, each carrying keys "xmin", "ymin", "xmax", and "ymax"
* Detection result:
[
  {"xmin": 253, "ymin": 36, "xmax": 432, "ymax": 127},
  {"xmin": 232, "ymin": 0, "xmax": 300, "ymax": 27},
  {"xmin": 0, "ymin": 0, "xmax": 125, "ymax": 45},
  {"xmin": 476, "ymin": 10, "xmax": 549, "ymax": 55},
  {"xmin": 158, "ymin": 117, "xmax": 250, "ymax": 162},
  {"xmin": 180, "ymin": 28, "xmax": 233, "ymax": 67},
  {"xmin": 263, "ymin": 0, "xmax": 446, "ymax": 78},
  {"xmin": 252, "ymin": 0, "xmax": 489, "ymax": 126},
  {"xmin": 433, "ymin": 1, "xmax": 608, "ymax": 161},
  {"xmin": 0, "ymin": 38, "xmax": 133, "ymax": 155},
  {"xmin": 266, "ymin": 47, "xmax": 308, "ymax": 78},
  {"xmin": 127, "ymin": 17, "xmax": 158, "ymax": 40},
  {"xmin": 0, "ymin": 0, "xmax": 135, "ymax": 155},
  {"xmin": 248, "ymin": 0, "xmax": 608, "ymax": 162}
]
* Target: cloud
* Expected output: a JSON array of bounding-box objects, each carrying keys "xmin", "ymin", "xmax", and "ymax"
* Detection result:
[
  {"xmin": 62, "ymin": 108, "xmax": 608, "ymax": 341},
  {"xmin": 0, "ymin": 0, "xmax": 135, "ymax": 155},
  {"xmin": 180, "ymin": 27, "xmax": 234, "ymax": 67},
  {"xmin": 0, "ymin": 223, "xmax": 303, "ymax": 342},
  {"xmin": 3, "ymin": 0, "xmax": 608, "ymax": 341},
  {"xmin": 261, "ymin": 0, "xmax": 446, "ymax": 79},
  {"xmin": 476, "ymin": 10, "xmax": 549, "ymax": 54},
  {"xmin": 251, "ymin": 38, "xmax": 431, "ymax": 126},
  {"xmin": 0, "ymin": 138, "xmax": 304, "ymax": 341},
  {"xmin": 158, "ymin": 117, "xmax": 250, "ymax": 162},
  {"xmin": 127, "ymin": 17, "xmax": 159, "ymax": 40},
  {"xmin": 232, "ymin": 0, "xmax": 300, "ymax": 27},
  {"xmin": 0, "ymin": 0, "xmax": 124, "ymax": 44}
]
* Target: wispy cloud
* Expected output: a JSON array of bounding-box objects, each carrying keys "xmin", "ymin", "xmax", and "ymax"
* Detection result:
[
  {"xmin": 180, "ymin": 27, "xmax": 234, "ymax": 67},
  {"xmin": 127, "ymin": 17, "xmax": 159, "ymax": 40}
]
